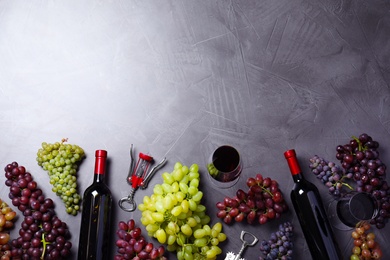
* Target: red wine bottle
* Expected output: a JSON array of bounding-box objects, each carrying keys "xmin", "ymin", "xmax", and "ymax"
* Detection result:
[
  {"xmin": 78, "ymin": 150, "xmax": 113, "ymax": 260},
  {"xmin": 284, "ymin": 149, "xmax": 342, "ymax": 260}
]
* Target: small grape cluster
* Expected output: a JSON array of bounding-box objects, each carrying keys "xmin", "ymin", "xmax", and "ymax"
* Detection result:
[
  {"xmin": 138, "ymin": 162, "xmax": 226, "ymax": 260},
  {"xmin": 4, "ymin": 162, "xmax": 72, "ymax": 259},
  {"xmin": 36, "ymin": 139, "xmax": 85, "ymax": 216},
  {"xmin": 259, "ymin": 221, "xmax": 294, "ymax": 260},
  {"xmin": 115, "ymin": 219, "xmax": 167, "ymax": 260},
  {"xmin": 309, "ymin": 155, "xmax": 353, "ymax": 198},
  {"xmin": 216, "ymin": 174, "xmax": 289, "ymax": 225},
  {"xmin": 350, "ymin": 222, "xmax": 382, "ymax": 260},
  {"xmin": 0, "ymin": 199, "xmax": 17, "ymax": 260},
  {"xmin": 335, "ymin": 133, "xmax": 390, "ymax": 229}
]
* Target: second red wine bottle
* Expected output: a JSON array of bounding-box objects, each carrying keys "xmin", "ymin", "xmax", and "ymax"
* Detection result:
[
  {"xmin": 78, "ymin": 150, "xmax": 113, "ymax": 260},
  {"xmin": 284, "ymin": 149, "xmax": 342, "ymax": 260}
]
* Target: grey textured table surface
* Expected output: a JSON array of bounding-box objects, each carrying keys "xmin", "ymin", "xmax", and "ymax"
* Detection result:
[{"xmin": 1, "ymin": 1, "xmax": 390, "ymax": 259}]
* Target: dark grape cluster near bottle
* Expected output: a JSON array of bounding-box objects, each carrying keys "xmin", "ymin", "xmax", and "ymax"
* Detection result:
[
  {"xmin": 310, "ymin": 133, "xmax": 390, "ymax": 229},
  {"xmin": 3, "ymin": 162, "xmax": 72, "ymax": 260}
]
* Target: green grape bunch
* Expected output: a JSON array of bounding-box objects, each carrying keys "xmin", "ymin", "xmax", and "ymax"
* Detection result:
[
  {"xmin": 36, "ymin": 138, "xmax": 85, "ymax": 216},
  {"xmin": 138, "ymin": 162, "xmax": 227, "ymax": 260}
]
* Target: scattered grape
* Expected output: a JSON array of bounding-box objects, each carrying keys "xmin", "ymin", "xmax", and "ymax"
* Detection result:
[
  {"xmin": 216, "ymin": 173, "xmax": 289, "ymax": 225},
  {"xmin": 138, "ymin": 162, "xmax": 226, "ymax": 260},
  {"xmin": 36, "ymin": 138, "xmax": 85, "ymax": 216},
  {"xmin": 350, "ymin": 222, "xmax": 382, "ymax": 259},
  {"xmin": 4, "ymin": 162, "xmax": 72, "ymax": 259},
  {"xmin": 259, "ymin": 221, "xmax": 294, "ymax": 260}
]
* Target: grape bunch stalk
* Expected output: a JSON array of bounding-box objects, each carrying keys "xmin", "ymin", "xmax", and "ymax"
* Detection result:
[
  {"xmin": 138, "ymin": 162, "xmax": 226, "ymax": 260},
  {"xmin": 0, "ymin": 199, "xmax": 17, "ymax": 260},
  {"xmin": 115, "ymin": 218, "xmax": 167, "ymax": 260},
  {"xmin": 36, "ymin": 138, "xmax": 85, "ymax": 216},
  {"xmin": 4, "ymin": 162, "xmax": 72, "ymax": 260},
  {"xmin": 216, "ymin": 174, "xmax": 289, "ymax": 225},
  {"xmin": 258, "ymin": 221, "xmax": 294, "ymax": 260}
]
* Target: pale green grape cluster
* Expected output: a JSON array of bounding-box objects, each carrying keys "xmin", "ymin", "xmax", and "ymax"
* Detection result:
[
  {"xmin": 138, "ymin": 162, "xmax": 227, "ymax": 260},
  {"xmin": 36, "ymin": 139, "xmax": 85, "ymax": 216}
]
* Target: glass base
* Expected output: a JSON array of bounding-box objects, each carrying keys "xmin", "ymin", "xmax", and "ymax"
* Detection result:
[
  {"xmin": 327, "ymin": 200, "xmax": 353, "ymax": 231},
  {"xmin": 207, "ymin": 171, "xmax": 240, "ymax": 189}
]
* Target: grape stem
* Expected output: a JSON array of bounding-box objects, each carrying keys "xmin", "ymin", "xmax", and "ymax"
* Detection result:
[
  {"xmin": 352, "ymin": 136, "xmax": 367, "ymax": 152},
  {"xmin": 341, "ymin": 182, "xmax": 354, "ymax": 190},
  {"xmin": 261, "ymin": 186, "xmax": 273, "ymax": 197},
  {"xmin": 40, "ymin": 233, "xmax": 50, "ymax": 259},
  {"xmin": 339, "ymin": 175, "xmax": 354, "ymax": 190}
]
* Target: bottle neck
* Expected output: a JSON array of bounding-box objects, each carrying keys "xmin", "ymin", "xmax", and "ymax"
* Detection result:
[
  {"xmin": 284, "ymin": 149, "xmax": 305, "ymax": 183},
  {"xmin": 292, "ymin": 172, "xmax": 304, "ymax": 183},
  {"xmin": 93, "ymin": 150, "xmax": 107, "ymax": 183},
  {"xmin": 93, "ymin": 173, "xmax": 106, "ymax": 183}
]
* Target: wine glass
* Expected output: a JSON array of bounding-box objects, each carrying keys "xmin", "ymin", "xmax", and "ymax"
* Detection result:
[
  {"xmin": 206, "ymin": 145, "xmax": 242, "ymax": 189},
  {"xmin": 327, "ymin": 191, "xmax": 379, "ymax": 230}
]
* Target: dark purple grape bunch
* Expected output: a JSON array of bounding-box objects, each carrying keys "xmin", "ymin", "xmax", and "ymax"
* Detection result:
[
  {"xmin": 309, "ymin": 155, "xmax": 353, "ymax": 198},
  {"xmin": 4, "ymin": 162, "xmax": 72, "ymax": 259},
  {"xmin": 115, "ymin": 219, "xmax": 167, "ymax": 260},
  {"xmin": 335, "ymin": 134, "xmax": 390, "ymax": 229},
  {"xmin": 216, "ymin": 174, "xmax": 289, "ymax": 225},
  {"xmin": 336, "ymin": 133, "xmax": 385, "ymax": 191},
  {"xmin": 259, "ymin": 221, "xmax": 294, "ymax": 260}
]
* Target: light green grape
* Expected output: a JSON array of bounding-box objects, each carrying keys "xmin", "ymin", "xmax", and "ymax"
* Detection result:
[
  {"xmin": 139, "ymin": 162, "xmax": 227, "ymax": 259},
  {"xmin": 36, "ymin": 139, "xmax": 85, "ymax": 216},
  {"xmin": 167, "ymin": 234, "xmax": 177, "ymax": 245},
  {"xmin": 155, "ymin": 228, "xmax": 167, "ymax": 244},
  {"xmin": 180, "ymin": 223, "xmax": 193, "ymax": 236},
  {"xmin": 194, "ymin": 229, "xmax": 207, "ymax": 239}
]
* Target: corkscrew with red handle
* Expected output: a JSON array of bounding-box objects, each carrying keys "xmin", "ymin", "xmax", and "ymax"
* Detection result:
[{"xmin": 119, "ymin": 144, "xmax": 167, "ymax": 212}]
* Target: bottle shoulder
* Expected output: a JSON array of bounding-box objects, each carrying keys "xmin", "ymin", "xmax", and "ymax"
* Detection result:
[
  {"xmin": 291, "ymin": 178, "xmax": 319, "ymax": 194},
  {"xmin": 84, "ymin": 182, "xmax": 112, "ymax": 195}
]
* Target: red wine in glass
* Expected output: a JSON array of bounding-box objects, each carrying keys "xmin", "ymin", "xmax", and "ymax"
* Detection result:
[{"xmin": 207, "ymin": 145, "xmax": 242, "ymax": 188}]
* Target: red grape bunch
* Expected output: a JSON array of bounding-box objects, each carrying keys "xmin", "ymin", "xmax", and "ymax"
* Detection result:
[
  {"xmin": 216, "ymin": 174, "xmax": 289, "ymax": 225},
  {"xmin": 335, "ymin": 133, "xmax": 390, "ymax": 229},
  {"xmin": 115, "ymin": 219, "xmax": 167, "ymax": 260},
  {"xmin": 4, "ymin": 162, "xmax": 72, "ymax": 259},
  {"xmin": 350, "ymin": 222, "xmax": 382, "ymax": 260}
]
